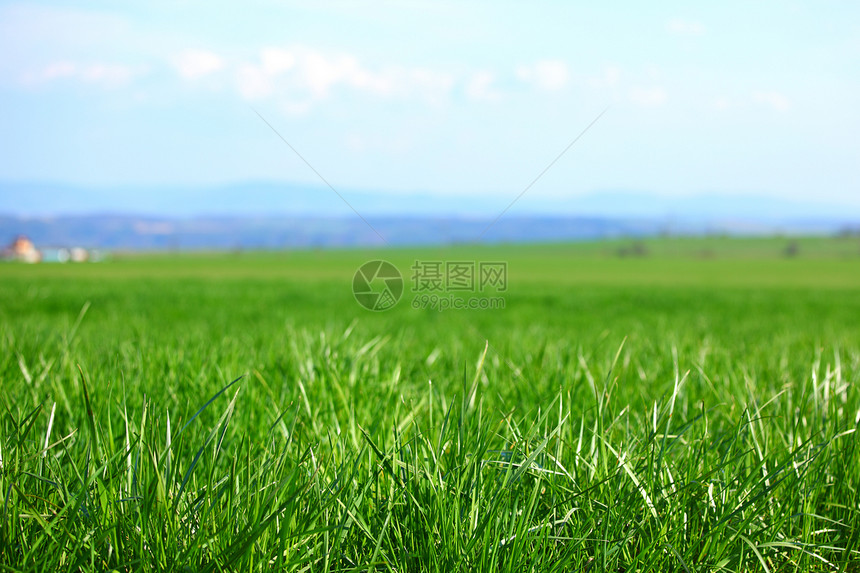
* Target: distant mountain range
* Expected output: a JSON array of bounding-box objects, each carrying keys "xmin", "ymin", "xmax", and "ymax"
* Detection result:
[
  {"xmin": 1, "ymin": 181, "xmax": 857, "ymax": 249},
  {"xmin": 0, "ymin": 214, "xmax": 856, "ymax": 251},
  {"xmin": 1, "ymin": 180, "xmax": 858, "ymax": 220}
]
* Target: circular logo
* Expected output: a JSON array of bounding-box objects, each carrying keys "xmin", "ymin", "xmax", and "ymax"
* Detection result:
[{"xmin": 352, "ymin": 260, "xmax": 403, "ymax": 311}]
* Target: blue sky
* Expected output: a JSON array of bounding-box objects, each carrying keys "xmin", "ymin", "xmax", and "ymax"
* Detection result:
[{"xmin": 1, "ymin": 1, "xmax": 858, "ymax": 215}]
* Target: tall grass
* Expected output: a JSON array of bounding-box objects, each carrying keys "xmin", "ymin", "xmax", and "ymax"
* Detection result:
[{"xmin": 1, "ymin": 325, "xmax": 857, "ymax": 571}]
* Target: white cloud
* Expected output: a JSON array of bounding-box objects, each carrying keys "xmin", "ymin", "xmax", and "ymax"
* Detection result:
[
  {"xmin": 667, "ymin": 18, "xmax": 705, "ymax": 36},
  {"xmin": 629, "ymin": 86, "xmax": 667, "ymax": 107},
  {"xmin": 81, "ymin": 64, "xmax": 137, "ymax": 85},
  {"xmin": 22, "ymin": 61, "xmax": 141, "ymax": 88},
  {"xmin": 752, "ymin": 90, "xmax": 791, "ymax": 112},
  {"xmin": 173, "ymin": 49, "xmax": 223, "ymax": 80},
  {"xmin": 260, "ymin": 48, "xmax": 295, "ymax": 76},
  {"xmin": 234, "ymin": 45, "xmax": 454, "ymax": 107},
  {"xmin": 301, "ymin": 50, "xmax": 354, "ymax": 96},
  {"xmin": 516, "ymin": 60, "xmax": 569, "ymax": 91},
  {"xmin": 587, "ymin": 65, "xmax": 621, "ymax": 89},
  {"xmin": 40, "ymin": 61, "xmax": 77, "ymax": 81},
  {"xmin": 466, "ymin": 71, "xmax": 500, "ymax": 101},
  {"xmin": 236, "ymin": 64, "xmax": 274, "ymax": 100}
]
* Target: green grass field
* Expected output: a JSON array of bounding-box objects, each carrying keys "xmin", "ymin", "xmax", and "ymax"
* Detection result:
[{"xmin": 1, "ymin": 236, "xmax": 859, "ymax": 571}]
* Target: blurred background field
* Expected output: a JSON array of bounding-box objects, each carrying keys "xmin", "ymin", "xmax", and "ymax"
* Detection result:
[{"xmin": 4, "ymin": 236, "xmax": 859, "ymax": 407}]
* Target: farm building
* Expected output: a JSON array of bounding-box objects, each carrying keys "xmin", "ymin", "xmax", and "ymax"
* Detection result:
[{"xmin": 3, "ymin": 235, "xmax": 41, "ymax": 263}]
